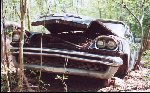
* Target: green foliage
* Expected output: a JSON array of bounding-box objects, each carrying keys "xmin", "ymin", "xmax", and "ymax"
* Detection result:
[
  {"xmin": 2, "ymin": 0, "xmax": 150, "ymax": 38},
  {"xmin": 143, "ymin": 50, "xmax": 150, "ymax": 81},
  {"xmin": 55, "ymin": 74, "xmax": 68, "ymax": 80},
  {"xmin": 142, "ymin": 7, "xmax": 150, "ymax": 37},
  {"xmin": 1, "ymin": 75, "xmax": 8, "ymax": 92},
  {"xmin": 143, "ymin": 50, "xmax": 150, "ymax": 67},
  {"xmin": 145, "ymin": 50, "xmax": 150, "ymax": 60},
  {"xmin": 55, "ymin": 74, "xmax": 68, "ymax": 92},
  {"xmin": 1, "ymin": 73, "xmax": 18, "ymax": 92},
  {"xmin": 142, "ymin": 50, "xmax": 150, "ymax": 83}
]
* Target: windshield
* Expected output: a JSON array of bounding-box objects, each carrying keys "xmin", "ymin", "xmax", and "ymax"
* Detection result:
[{"xmin": 103, "ymin": 23, "xmax": 126, "ymax": 37}]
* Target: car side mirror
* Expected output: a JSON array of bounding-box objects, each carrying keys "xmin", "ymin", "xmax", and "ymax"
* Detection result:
[{"xmin": 134, "ymin": 38, "xmax": 141, "ymax": 43}]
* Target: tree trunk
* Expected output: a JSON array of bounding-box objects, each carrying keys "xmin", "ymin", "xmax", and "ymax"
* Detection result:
[
  {"xmin": 143, "ymin": 25, "xmax": 150, "ymax": 51},
  {"xmin": 1, "ymin": 0, "xmax": 11, "ymax": 92},
  {"xmin": 134, "ymin": 24, "xmax": 150, "ymax": 70},
  {"xmin": 1, "ymin": 0, "xmax": 4, "ymax": 64},
  {"xmin": 18, "ymin": 0, "xmax": 26, "ymax": 92}
]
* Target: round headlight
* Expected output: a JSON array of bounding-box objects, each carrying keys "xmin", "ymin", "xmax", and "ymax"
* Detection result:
[
  {"xmin": 12, "ymin": 34, "xmax": 20, "ymax": 42},
  {"xmin": 107, "ymin": 40, "xmax": 117, "ymax": 50},
  {"xmin": 96, "ymin": 39, "xmax": 106, "ymax": 48}
]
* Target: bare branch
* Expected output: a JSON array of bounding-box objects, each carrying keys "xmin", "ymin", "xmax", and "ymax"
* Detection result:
[{"xmin": 139, "ymin": 0, "xmax": 145, "ymax": 25}]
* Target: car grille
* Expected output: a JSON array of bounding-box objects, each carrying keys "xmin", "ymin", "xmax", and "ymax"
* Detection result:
[{"xmin": 24, "ymin": 55, "xmax": 109, "ymax": 72}]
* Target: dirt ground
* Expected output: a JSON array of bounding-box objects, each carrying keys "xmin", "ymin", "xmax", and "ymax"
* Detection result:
[
  {"xmin": 98, "ymin": 67, "xmax": 150, "ymax": 92},
  {"xmin": 25, "ymin": 67, "xmax": 150, "ymax": 92},
  {"xmin": 1, "ymin": 57, "xmax": 150, "ymax": 92}
]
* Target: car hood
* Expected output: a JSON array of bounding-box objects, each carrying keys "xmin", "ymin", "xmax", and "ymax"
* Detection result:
[{"xmin": 31, "ymin": 13, "xmax": 124, "ymax": 36}]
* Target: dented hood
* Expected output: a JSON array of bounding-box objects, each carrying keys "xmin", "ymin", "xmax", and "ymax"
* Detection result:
[{"xmin": 31, "ymin": 13, "xmax": 125, "ymax": 37}]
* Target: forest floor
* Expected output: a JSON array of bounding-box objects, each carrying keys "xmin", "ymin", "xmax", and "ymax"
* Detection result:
[
  {"xmin": 25, "ymin": 66, "xmax": 150, "ymax": 92},
  {"xmin": 1, "ymin": 58, "xmax": 150, "ymax": 92},
  {"xmin": 98, "ymin": 67, "xmax": 150, "ymax": 92}
]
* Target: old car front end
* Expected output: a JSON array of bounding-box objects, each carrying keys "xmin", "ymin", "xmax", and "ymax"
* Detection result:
[{"xmin": 10, "ymin": 13, "xmax": 126, "ymax": 79}]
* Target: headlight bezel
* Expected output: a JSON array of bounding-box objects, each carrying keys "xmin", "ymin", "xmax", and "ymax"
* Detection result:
[
  {"xmin": 107, "ymin": 39, "xmax": 117, "ymax": 50},
  {"xmin": 96, "ymin": 36, "xmax": 118, "ymax": 50},
  {"xmin": 96, "ymin": 38, "xmax": 106, "ymax": 49}
]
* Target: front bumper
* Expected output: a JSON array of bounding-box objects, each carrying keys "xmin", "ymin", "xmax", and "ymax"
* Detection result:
[{"xmin": 10, "ymin": 47, "xmax": 123, "ymax": 79}]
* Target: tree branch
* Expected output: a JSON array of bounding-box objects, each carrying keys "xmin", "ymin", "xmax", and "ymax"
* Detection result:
[{"xmin": 112, "ymin": 0, "xmax": 146, "ymax": 69}]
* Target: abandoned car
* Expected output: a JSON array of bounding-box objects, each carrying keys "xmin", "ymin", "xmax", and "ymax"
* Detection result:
[{"xmin": 10, "ymin": 13, "xmax": 139, "ymax": 79}]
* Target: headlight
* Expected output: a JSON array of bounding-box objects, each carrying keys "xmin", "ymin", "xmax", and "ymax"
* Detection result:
[
  {"xmin": 96, "ymin": 39, "xmax": 106, "ymax": 48},
  {"xmin": 12, "ymin": 33, "xmax": 20, "ymax": 42},
  {"xmin": 107, "ymin": 40, "xmax": 117, "ymax": 50}
]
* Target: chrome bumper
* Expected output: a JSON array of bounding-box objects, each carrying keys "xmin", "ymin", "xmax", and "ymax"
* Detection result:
[
  {"xmin": 24, "ymin": 65, "xmax": 119, "ymax": 79},
  {"xmin": 10, "ymin": 47, "xmax": 123, "ymax": 79}
]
